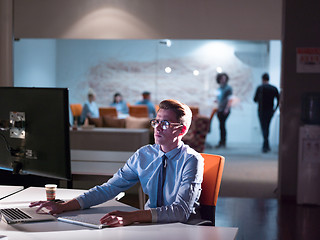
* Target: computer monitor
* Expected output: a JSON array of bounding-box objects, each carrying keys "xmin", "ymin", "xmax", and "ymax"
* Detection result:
[{"xmin": 0, "ymin": 87, "xmax": 71, "ymax": 181}]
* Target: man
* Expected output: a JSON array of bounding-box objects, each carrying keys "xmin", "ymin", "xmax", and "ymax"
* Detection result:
[
  {"xmin": 30, "ymin": 99, "xmax": 204, "ymax": 227},
  {"xmin": 136, "ymin": 91, "xmax": 156, "ymax": 118},
  {"xmin": 80, "ymin": 88, "xmax": 99, "ymax": 124},
  {"xmin": 254, "ymin": 73, "xmax": 280, "ymax": 153}
]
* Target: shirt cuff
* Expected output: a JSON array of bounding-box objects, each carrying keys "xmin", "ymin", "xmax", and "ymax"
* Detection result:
[
  {"xmin": 75, "ymin": 197, "xmax": 85, "ymax": 209},
  {"xmin": 150, "ymin": 208, "xmax": 158, "ymax": 223}
]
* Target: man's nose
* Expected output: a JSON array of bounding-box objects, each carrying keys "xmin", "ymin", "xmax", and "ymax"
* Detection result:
[{"xmin": 155, "ymin": 123, "xmax": 163, "ymax": 131}]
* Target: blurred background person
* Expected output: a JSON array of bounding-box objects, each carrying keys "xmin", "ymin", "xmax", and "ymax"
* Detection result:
[
  {"xmin": 136, "ymin": 91, "xmax": 156, "ymax": 118},
  {"xmin": 254, "ymin": 73, "xmax": 279, "ymax": 153},
  {"xmin": 215, "ymin": 73, "xmax": 233, "ymax": 148},
  {"xmin": 111, "ymin": 92, "xmax": 128, "ymax": 114},
  {"xmin": 80, "ymin": 88, "xmax": 99, "ymax": 124}
]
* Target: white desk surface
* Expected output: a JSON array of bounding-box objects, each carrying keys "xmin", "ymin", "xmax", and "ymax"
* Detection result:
[
  {"xmin": 0, "ymin": 185, "xmax": 23, "ymax": 200},
  {"xmin": 0, "ymin": 187, "xmax": 238, "ymax": 240}
]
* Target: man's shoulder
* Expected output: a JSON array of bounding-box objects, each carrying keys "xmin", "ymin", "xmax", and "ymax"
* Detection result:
[
  {"xmin": 181, "ymin": 144, "xmax": 203, "ymax": 160},
  {"xmin": 265, "ymin": 84, "xmax": 279, "ymax": 93}
]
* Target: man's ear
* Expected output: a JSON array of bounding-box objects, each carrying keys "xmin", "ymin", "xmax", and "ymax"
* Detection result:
[{"xmin": 179, "ymin": 125, "xmax": 187, "ymax": 136}]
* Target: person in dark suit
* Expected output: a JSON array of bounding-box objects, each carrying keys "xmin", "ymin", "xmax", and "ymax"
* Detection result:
[{"xmin": 254, "ymin": 73, "xmax": 280, "ymax": 153}]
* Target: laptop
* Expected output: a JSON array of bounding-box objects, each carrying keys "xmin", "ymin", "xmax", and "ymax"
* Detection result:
[{"xmin": 0, "ymin": 207, "xmax": 56, "ymax": 224}]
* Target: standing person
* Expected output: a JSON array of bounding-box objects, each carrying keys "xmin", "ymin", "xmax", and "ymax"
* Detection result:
[
  {"xmin": 215, "ymin": 73, "xmax": 233, "ymax": 148},
  {"xmin": 111, "ymin": 92, "xmax": 129, "ymax": 114},
  {"xmin": 80, "ymin": 88, "xmax": 99, "ymax": 124},
  {"xmin": 254, "ymin": 73, "xmax": 280, "ymax": 153},
  {"xmin": 30, "ymin": 99, "xmax": 204, "ymax": 227},
  {"xmin": 136, "ymin": 91, "xmax": 156, "ymax": 118}
]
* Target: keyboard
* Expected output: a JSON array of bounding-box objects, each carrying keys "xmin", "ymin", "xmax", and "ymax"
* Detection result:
[
  {"xmin": 57, "ymin": 215, "xmax": 108, "ymax": 229},
  {"xmin": 0, "ymin": 208, "xmax": 32, "ymax": 221}
]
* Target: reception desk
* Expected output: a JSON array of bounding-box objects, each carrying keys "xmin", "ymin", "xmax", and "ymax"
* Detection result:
[
  {"xmin": 0, "ymin": 187, "xmax": 238, "ymax": 240},
  {"xmin": 70, "ymin": 127, "xmax": 150, "ymax": 175}
]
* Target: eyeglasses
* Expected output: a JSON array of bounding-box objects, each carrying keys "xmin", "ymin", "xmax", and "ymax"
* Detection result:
[{"xmin": 150, "ymin": 119, "xmax": 182, "ymax": 130}]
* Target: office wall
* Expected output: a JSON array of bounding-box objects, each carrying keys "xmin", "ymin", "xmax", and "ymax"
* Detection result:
[
  {"xmin": 13, "ymin": 0, "xmax": 282, "ymax": 40},
  {"xmin": 14, "ymin": 39, "xmax": 56, "ymax": 87},
  {"xmin": 279, "ymin": 0, "xmax": 320, "ymax": 199}
]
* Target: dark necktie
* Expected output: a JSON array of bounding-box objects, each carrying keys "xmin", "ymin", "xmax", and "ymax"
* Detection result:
[{"xmin": 157, "ymin": 154, "xmax": 167, "ymax": 207}]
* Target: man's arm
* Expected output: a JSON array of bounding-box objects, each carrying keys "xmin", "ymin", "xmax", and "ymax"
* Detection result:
[
  {"xmin": 274, "ymin": 88, "xmax": 280, "ymax": 111},
  {"xmin": 253, "ymin": 87, "xmax": 260, "ymax": 103}
]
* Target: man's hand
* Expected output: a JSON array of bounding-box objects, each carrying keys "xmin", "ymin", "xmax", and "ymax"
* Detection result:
[
  {"xmin": 29, "ymin": 198, "xmax": 81, "ymax": 215},
  {"xmin": 29, "ymin": 201, "xmax": 65, "ymax": 215},
  {"xmin": 100, "ymin": 209, "xmax": 152, "ymax": 227}
]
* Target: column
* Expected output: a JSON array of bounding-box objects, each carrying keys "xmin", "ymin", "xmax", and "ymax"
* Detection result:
[{"xmin": 0, "ymin": 0, "xmax": 14, "ymax": 86}]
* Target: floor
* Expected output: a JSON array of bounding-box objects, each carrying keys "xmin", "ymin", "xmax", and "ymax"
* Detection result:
[
  {"xmin": 207, "ymin": 143, "xmax": 320, "ymax": 240},
  {"xmin": 205, "ymin": 142, "xmax": 279, "ymax": 198},
  {"xmin": 119, "ymin": 143, "xmax": 320, "ymax": 240},
  {"xmin": 216, "ymin": 197, "xmax": 320, "ymax": 240}
]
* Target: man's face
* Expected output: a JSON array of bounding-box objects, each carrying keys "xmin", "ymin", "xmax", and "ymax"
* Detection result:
[{"xmin": 153, "ymin": 109, "xmax": 183, "ymax": 151}]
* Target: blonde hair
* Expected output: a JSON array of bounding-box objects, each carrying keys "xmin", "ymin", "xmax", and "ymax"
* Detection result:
[{"xmin": 158, "ymin": 99, "xmax": 192, "ymax": 132}]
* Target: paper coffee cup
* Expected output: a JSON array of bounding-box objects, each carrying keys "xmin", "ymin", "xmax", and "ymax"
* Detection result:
[{"xmin": 45, "ymin": 184, "xmax": 57, "ymax": 201}]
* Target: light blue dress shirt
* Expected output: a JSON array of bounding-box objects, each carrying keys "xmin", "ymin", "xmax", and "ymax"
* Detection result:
[
  {"xmin": 76, "ymin": 142, "xmax": 204, "ymax": 223},
  {"xmin": 80, "ymin": 101, "xmax": 99, "ymax": 123}
]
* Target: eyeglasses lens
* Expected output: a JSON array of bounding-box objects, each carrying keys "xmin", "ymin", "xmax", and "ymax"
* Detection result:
[{"xmin": 150, "ymin": 120, "xmax": 170, "ymax": 130}]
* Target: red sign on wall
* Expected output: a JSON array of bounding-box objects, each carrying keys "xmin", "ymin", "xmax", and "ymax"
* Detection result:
[{"xmin": 296, "ymin": 47, "xmax": 320, "ymax": 73}]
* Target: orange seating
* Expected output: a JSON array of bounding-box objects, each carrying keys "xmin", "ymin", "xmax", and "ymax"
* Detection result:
[
  {"xmin": 198, "ymin": 153, "xmax": 225, "ymax": 226},
  {"xmin": 99, "ymin": 107, "xmax": 118, "ymax": 118},
  {"xmin": 129, "ymin": 105, "xmax": 149, "ymax": 118},
  {"xmin": 70, "ymin": 104, "xmax": 83, "ymax": 124},
  {"xmin": 208, "ymin": 107, "xmax": 218, "ymax": 132},
  {"xmin": 70, "ymin": 104, "xmax": 82, "ymax": 117}
]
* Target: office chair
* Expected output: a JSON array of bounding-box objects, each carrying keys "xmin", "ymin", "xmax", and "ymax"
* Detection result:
[
  {"xmin": 70, "ymin": 104, "xmax": 83, "ymax": 124},
  {"xmin": 99, "ymin": 107, "xmax": 118, "ymax": 118},
  {"xmin": 128, "ymin": 105, "xmax": 149, "ymax": 118},
  {"xmin": 195, "ymin": 153, "xmax": 225, "ymax": 226}
]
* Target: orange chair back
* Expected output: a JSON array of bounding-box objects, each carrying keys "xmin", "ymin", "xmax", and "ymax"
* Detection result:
[
  {"xmin": 129, "ymin": 105, "xmax": 149, "ymax": 118},
  {"xmin": 70, "ymin": 104, "xmax": 82, "ymax": 117},
  {"xmin": 200, "ymin": 153, "xmax": 225, "ymax": 207},
  {"xmin": 99, "ymin": 107, "xmax": 118, "ymax": 118}
]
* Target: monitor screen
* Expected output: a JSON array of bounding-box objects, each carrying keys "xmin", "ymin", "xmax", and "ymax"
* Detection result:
[{"xmin": 0, "ymin": 87, "xmax": 71, "ymax": 180}]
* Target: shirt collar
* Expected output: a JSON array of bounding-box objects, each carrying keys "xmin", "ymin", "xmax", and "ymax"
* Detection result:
[{"xmin": 160, "ymin": 142, "xmax": 183, "ymax": 160}]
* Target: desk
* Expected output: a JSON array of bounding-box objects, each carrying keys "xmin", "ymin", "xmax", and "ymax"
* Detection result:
[
  {"xmin": 0, "ymin": 187, "xmax": 238, "ymax": 240},
  {"xmin": 0, "ymin": 185, "xmax": 23, "ymax": 200}
]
